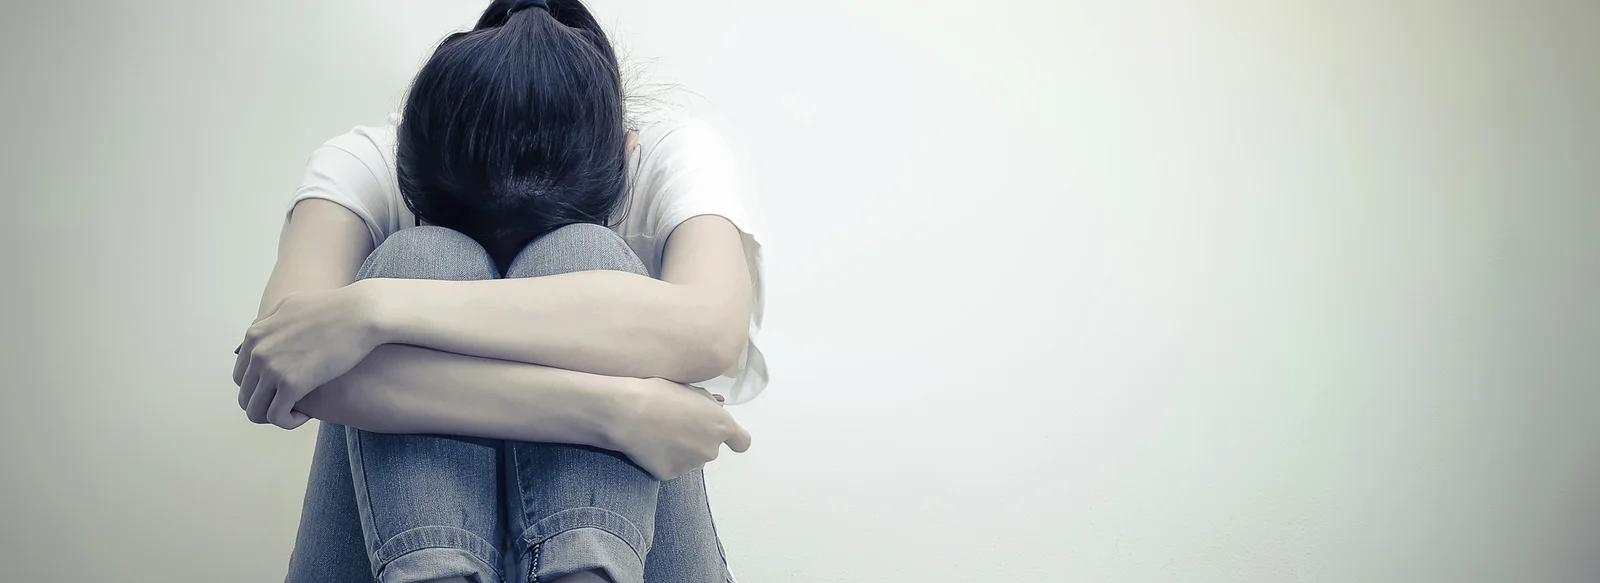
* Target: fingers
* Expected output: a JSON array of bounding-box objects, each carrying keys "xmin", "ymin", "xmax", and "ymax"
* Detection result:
[
  {"xmin": 232, "ymin": 338, "xmax": 253, "ymax": 386},
  {"xmin": 644, "ymin": 461, "xmax": 679, "ymax": 481},
  {"xmin": 283, "ymin": 410, "xmax": 312, "ymax": 431},
  {"xmin": 236, "ymin": 385, "xmax": 252, "ymax": 417},
  {"xmin": 666, "ymin": 463, "xmax": 707, "ymax": 481},
  {"xmin": 246, "ymin": 378, "xmax": 278, "ymax": 424},
  {"xmin": 266, "ymin": 383, "xmax": 303, "ymax": 429},
  {"xmin": 237, "ymin": 365, "xmax": 262, "ymax": 411},
  {"xmin": 689, "ymin": 386, "xmax": 727, "ymax": 407},
  {"xmin": 726, "ymin": 425, "xmax": 752, "ymax": 453}
]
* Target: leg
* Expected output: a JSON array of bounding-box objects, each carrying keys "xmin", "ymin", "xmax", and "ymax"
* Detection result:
[
  {"xmin": 501, "ymin": 224, "xmax": 660, "ymax": 583},
  {"xmin": 346, "ymin": 226, "xmax": 509, "ymax": 583},
  {"xmin": 502, "ymin": 224, "xmax": 734, "ymax": 583},
  {"xmin": 642, "ymin": 469, "xmax": 736, "ymax": 583},
  {"xmin": 286, "ymin": 224, "xmax": 736, "ymax": 583},
  {"xmin": 285, "ymin": 421, "xmax": 378, "ymax": 583}
]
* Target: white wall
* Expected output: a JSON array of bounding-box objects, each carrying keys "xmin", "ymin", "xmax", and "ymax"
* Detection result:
[{"xmin": 2, "ymin": 1, "xmax": 1597, "ymax": 581}]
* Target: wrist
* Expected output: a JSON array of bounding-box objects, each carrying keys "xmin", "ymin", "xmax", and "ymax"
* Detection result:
[{"xmin": 595, "ymin": 377, "xmax": 651, "ymax": 452}]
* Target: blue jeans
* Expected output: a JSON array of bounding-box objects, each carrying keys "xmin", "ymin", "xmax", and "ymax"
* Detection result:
[{"xmin": 283, "ymin": 225, "xmax": 736, "ymax": 583}]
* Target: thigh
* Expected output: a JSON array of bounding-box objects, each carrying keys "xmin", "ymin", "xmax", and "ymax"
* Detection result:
[{"xmin": 284, "ymin": 421, "xmax": 377, "ymax": 583}]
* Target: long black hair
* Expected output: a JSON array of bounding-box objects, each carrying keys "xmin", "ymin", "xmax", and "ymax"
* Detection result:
[{"xmin": 396, "ymin": 0, "xmax": 629, "ymax": 268}]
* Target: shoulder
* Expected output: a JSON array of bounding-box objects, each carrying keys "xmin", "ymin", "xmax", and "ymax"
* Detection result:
[
  {"xmin": 301, "ymin": 114, "xmax": 402, "ymax": 206},
  {"xmin": 317, "ymin": 113, "xmax": 400, "ymax": 174},
  {"xmin": 629, "ymin": 114, "xmax": 760, "ymax": 235},
  {"xmin": 290, "ymin": 114, "xmax": 404, "ymax": 245}
]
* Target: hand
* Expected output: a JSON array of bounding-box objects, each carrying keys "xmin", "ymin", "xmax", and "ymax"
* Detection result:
[
  {"xmin": 233, "ymin": 282, "xmax": 383, "ymax": 429},
  {"xmin": 609, "ymin": 378, "xmax": 752, "ymax": 480}
]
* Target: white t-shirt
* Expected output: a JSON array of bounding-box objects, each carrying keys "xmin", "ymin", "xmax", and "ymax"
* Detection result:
[{"xmin": 283, "ymin": 113, "xmax": 769, "ymax": 405}]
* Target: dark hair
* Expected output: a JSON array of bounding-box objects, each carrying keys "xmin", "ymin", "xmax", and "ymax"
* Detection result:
[{"xmin": 396, "ymin": 0, "xmax": 628, "ymax": 268}]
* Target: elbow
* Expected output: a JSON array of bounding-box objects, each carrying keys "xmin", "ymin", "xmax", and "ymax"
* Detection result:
[
  {"xmin": 663, "ymin": 289, "xmax": 750, "ymax": 383},
  {"xmin": 676, "ymin": 321, "xmax": 747, "ymax": 384}
]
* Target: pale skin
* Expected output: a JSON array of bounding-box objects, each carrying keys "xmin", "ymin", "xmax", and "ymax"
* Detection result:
[{"xmin": 234, "ymin": 134, "xmax": 754, "ymax": 583}]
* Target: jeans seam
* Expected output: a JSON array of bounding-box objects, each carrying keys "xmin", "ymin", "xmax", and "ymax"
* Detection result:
[
  {"xmin": 346, "ymin": 426, "xmax": 382, "ymax": 579},
  {"xmin": 518, "ymin": 507, "xmax": 649, "ymax": 583},
  {"xmin": 697, "ymin": 472, "xmax": 735, "ymax": 583},
  {"xmin": 528, "ymin": 541, "xmax": 542, "ymax": 583}
]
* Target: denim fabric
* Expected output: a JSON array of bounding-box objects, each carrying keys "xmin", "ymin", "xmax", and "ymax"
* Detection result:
[{"xmin": 285, "ymin": 225, "xmax": 734, "ymax": 583}]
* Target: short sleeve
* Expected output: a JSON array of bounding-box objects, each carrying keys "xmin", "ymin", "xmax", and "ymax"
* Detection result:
[
  {"xmin": 642, "ymin": 119, "xmax": 770, "ymax": 404},
  {"xmin": 281, "ymin": 123, "xmax": 402, "ymax": 249},
  {"xmin": 646, "ymin": 120, "xmax": 762, "ymax": 249}
]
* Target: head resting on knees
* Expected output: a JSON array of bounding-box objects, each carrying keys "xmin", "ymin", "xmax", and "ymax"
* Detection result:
[{"xmin": 396, "ymin": 0, "xmax": 628, "ymax": 267}]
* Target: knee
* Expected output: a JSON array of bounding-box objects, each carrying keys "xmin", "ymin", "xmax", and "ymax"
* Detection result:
[
  {"xmin": 357, "ymin": 226, "xmax": 498, "ymax": 281},
  {"xmin": 505, "ymin": 222, "xmax": 648, "ymax": 279}
]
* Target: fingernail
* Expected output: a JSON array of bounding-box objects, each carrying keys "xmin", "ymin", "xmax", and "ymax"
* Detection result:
[{"xmin": 713, "ymin": 394, "xmax": 725, "ymax": 402}]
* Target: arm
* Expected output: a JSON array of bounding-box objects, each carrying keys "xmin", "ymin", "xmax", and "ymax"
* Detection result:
[
  {"xmin": 244, "ymin": 197, "xmax": 624, "ymax": 434},
  {"xmin": 245, "ymin": 199, "xmax": 618, "ymax": 442},
  {"xmin": 295, "ymin": 344, "xmax": 750, "ymax": 480},
  {"xmin": 365, "ymin": 214, "xmax": 753, "ymax": 383},
  {"xmin": 293, "ymin": 343, "xmax": 625, "ymax": 442},
  {"xmin": 292, "ymin": 344, "xmax": 736, "ymax": 457},
  {"xmin": 241, "ymin": 199, "xmax": 748, "ymax": 477}
]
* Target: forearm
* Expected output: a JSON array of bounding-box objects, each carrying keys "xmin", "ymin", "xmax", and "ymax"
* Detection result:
[
  {"xmin": 367, "ymin": 271, "xmax": 744, "ymax": 383},
  {"xmin": 294, "ymin": 343, "xmax": 641, "ymax": 448}
]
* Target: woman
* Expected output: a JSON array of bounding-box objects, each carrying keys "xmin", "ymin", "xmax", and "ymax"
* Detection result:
[{"xmin": 230, "ymin": 1, "xmax": 768, "ymax": 582}]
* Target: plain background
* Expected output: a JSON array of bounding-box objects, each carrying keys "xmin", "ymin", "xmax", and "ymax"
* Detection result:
[{"xmin": 2, "ymin": 0, "xmax": 1597, "ymax": 581}]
